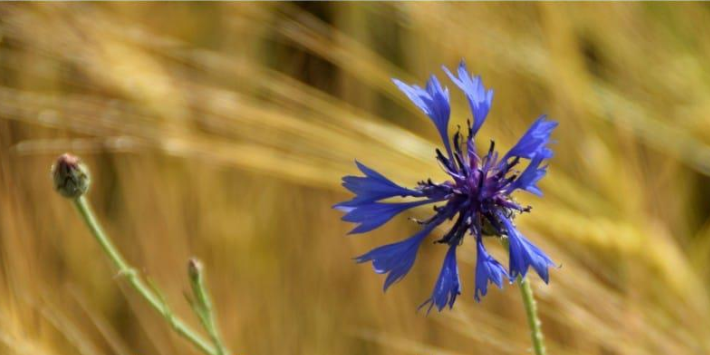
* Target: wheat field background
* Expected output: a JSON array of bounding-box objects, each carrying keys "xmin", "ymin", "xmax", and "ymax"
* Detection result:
[{"xmin": 1, "ymin": 2, "xmax": 709, "ymax": 355}]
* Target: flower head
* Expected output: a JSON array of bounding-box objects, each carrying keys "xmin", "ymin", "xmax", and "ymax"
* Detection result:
[
  {"xmin": 336, "ymin": 61, "xmax": 557, "ymax": 310},
  {"xmin": 52, "ymin": 153, "xmax": 91, "ymax": 198}
]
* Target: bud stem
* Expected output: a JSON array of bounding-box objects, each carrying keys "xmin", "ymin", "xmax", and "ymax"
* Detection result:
[
  {"xmin": 72, "ymin": 196, "xmax": 220, "ymax": 355},
  {"xmin": 188, "ymin": 259, "xmax": 229, "ymax": 355}
]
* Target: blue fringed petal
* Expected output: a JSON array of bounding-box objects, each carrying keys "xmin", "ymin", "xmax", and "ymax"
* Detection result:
[
  {"xmin": 393, "ymin": 76, "xmax": 452, "ymax": 157},
  {"xmin": 342, "ymin": 200, "xmax": 433, "ymax": 235},
  {"xmin": 499, "ymin": 214, "xmax": 554, "ymax": 282},
  {"xmin": 335, "ymin": 161, "xmax": 423, "ymax": 208},
  {"xmin": 419, "ymin": 244, "xmax": 462, "ymax": 313},
  {"xmin": 506, "ymin": 154, "xmax": 549, "ymax": 196},
  {"xmin": 474, "ymin": 237, "xmax": 508, "ymax": 302},
  {"xmin": 443, "ymin": 61, "xmax": 494, "ymax": 135},
  {"xmin": 504, "ymin": 115, "xmax": 558, "ymax": 161},
  {"xmin": 356, "ymin": 221, "xmax": 441, "ymax": 291}
]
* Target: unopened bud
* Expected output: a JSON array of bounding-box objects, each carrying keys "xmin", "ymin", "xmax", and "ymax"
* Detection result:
[
  {"xmin": 187, "ymin": 257, "xmax": 203, "ymax": 282},
  {"xmin": 51, "ymin": 153, "xmax": 90, "ymax": 198}
]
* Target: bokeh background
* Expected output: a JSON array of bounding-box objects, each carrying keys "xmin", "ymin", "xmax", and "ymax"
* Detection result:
[{"xmin": 1, "ymin": 2, "xmax": 710, "ymax": 355}]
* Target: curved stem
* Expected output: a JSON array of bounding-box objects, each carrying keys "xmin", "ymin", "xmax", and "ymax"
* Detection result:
[
  {"xmin": 72, "ymin": 196, "xmax": 218, "ymax": 355},
  {"xmin": 518, "ymin": 276, "xmax": 546, "ymax": 355}
]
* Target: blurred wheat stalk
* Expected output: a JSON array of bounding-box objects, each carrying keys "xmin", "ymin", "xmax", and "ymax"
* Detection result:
[{"xmin": 1, "ymin": 2, "xmax": 710, "ymax": 355}]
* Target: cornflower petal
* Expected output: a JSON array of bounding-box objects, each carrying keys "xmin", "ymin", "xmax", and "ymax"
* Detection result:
[
  {"xmin": 499, "ymin": 214, "xmax": 555, "ymax": 282},
  {"xmin": 335, "ymin": 161, "xmax": 423, "ymax": 208},
  {"xmin": 506, "ymin": 154, "xmax": 549, "ymax": 196},
  {"xmin": 393, "ymin": 76, "xmax": 452, "ymax": 157},
  {"xmin": 474, "ymin": 237, "xmax": 508, "ymax": 301},
  {"xmin": 504, "ymin": 115, "xmax": 558, "ymax": 161},
  {"xmin": 356, "ymin": 221, "xmax": 442, "ymax": 291},
  {"xmin": 443, "ymin": 61, "xmax": 494, "ymax": 135},
  {"xmin": 342, "ymin": 200, "xmax": 434, "ymax": 235},
  {"xmin": 419, "ymin": 244, "xmax": 462, "ymax": 313}
]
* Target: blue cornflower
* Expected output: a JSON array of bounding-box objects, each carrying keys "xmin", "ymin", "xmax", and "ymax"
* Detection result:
[{"xmin": 335, "ymin": 61, "xmax": 557, "ymax": 312}]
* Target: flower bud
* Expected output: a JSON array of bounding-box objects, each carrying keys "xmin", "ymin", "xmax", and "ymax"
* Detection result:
[
  {"xmin": 51, "ymin": 153, "xmax": 90, "ymax": 198},
  {"xmin": 187, "ymin": 257, "xmax": 204, "ymax": 283}
]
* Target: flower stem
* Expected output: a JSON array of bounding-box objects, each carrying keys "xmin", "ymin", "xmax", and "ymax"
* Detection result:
[
  {"xmin": 72, "ymin": 195, "xmax": 219, "ymax": 355},
  {"xmin": 500, "ymin": 237, "xmax": 547, "ymax": 355},
  {"xmin": 188, "ymin": 259, "xmax": 229, "ymax": 355},
  {"xmin": 518, "ymin": 276, "xmax": 546, "ymax": 355}
]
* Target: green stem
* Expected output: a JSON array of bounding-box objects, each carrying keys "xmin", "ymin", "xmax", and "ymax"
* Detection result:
[
  {"xmin": 189, "ymin": 261, "xmax": 229, "ymax": 355},
  {"xmin": 518, "ymin": 276, "xmax": 547, "ymax": 355},
  {"xmin": 501, "ymin": 237, "xmax": 547, "ymax": 355},
  {"xmin": 72, "ymin": 196, "xmax": 218, "ymax": 355}
]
